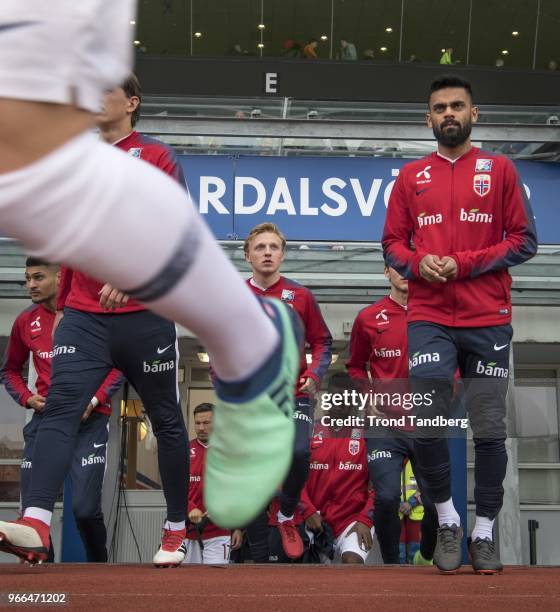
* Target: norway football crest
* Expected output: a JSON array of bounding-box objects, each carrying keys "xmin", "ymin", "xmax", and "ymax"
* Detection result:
[
  {"xmin": 349, "ymin": 439, "xmax": 360, "ymax": 456},
  {"xmin": 128, "ymin": 147, "xmax": 143, "ymax": 158},
  {"xmin": 473, "ymin": 174, "xmax": 491, "ymax": 197}
]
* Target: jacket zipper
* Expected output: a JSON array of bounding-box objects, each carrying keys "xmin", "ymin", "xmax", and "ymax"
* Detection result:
[{"xmin": 450, "ymin": 162, "xmax": 457, "ymax": 325}]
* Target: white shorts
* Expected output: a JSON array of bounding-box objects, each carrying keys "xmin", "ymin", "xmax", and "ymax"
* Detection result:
[
  {"xmin": 0, "ymin": 1, "xmax": 134, "ymax": 112},
  {"xmin": 316, "ymin": 521, "xmax": 376, "ymax": 564},
  {"xmin": 183, "ymin": 535, "xmax": 232, "ymax": 565}
]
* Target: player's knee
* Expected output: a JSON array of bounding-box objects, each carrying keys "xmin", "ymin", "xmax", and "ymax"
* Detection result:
[
  {"xmin": 473, "ymin": 436, "xmax": 507, "ymax": 456},
  {"xmin": 149, "ymin": 410, "xmax": 186, "ymax": 437},
  {"xmin": 72, "ymin": 500, "xmax": 101, "ymax": 523},
  {"xmin": 292, "ymin": 445, "xmax": 311, "ymax": 468},
  {"xmin": 341, "ymin": 551, "xmax": 364, "ymax": 564},
  {"xmin": 374, "ymin": 493, "xmax": 400, "ymax": 512}
]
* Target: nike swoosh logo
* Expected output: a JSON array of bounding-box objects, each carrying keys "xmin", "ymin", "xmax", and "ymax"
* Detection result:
[
  {"xmin": 0, "ymin": 20, "xmax": 40, "ymax": 34},
  {"xmin": 157, "ymin": 344, "xmax": 173, "ymax": 354},
  {"xmin": 494, "ymin": 343, "xmax": 508, "ymax": 351},
  {"xmin": 93, "ymin": 443, "xmax": 105, "ymax": 448},
  {"xmin": 416, "ymin": 188, "xmax": 431, "ymax": 196}
]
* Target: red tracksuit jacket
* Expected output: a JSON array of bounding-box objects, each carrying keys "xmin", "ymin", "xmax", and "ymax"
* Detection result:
[
  {"xmin": 1, "ymin": 304, "xmax": 123, "ymax": 415},
  {"xmin": 347, "ymin": 294, "xmax": 411, "ymax": 425},
  {"xmin": 301, "ymin": 425, "xmax": 373, "ymax": 538},
  {"xmin": 383, "ymin": 148, "xmax": 537, "ymax": 327},
  {"xmin": 57, "ymin": 131, "xmax": 186, "ymax": 314},
  {"xmin": 187, "ymin": 438, "xmax": 230, "ymax": 540},
  {"xmin": 247, "ymin": 276, "xmax": 332, "ymax": 396}
]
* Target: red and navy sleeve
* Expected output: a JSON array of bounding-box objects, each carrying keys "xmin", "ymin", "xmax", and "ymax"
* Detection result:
[
  {"xmin": 0, "ymin": 315, "xmax": 33, "ymax": 407},
  {"xmin": 93, "ymin": 368, "xmax": 125, "ymax": 406},
  {"xmin": 346, "ymin": 310, "xmax": 372, "ymax": 389},
  {"xmin": 302, "ymin": 290, "xmax": 332, "ymax": 384},
  {"xmin": 357, "ymin": 484, "xmax": 375, "ymax": 529},
  {"xmin": 157, "ymin": 146, "xmax": 187, "ymax": 186},
  {"xmin": 452, "ymin": 158, "xmax": 538, "ymax": 278},
  {"xmin": 56, "ymin": 265, "xmax": 74, "ymax": 311},
  {"xmin": 382, "ymin": 171, "xmax": 425, "ymax": 279}
]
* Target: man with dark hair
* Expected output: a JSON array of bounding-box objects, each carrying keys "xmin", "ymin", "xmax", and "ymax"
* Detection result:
[
  {"xmin": 97, "ymin": 75, "xmax": 182, "ymax": 179},
  {"xmin": 50, "ymin": 76, "xmax": 192, "ymax": 567},
  {"xmin": 1, "ymin": 257, "xmax": 123, "ymax": 562},
  {"xmin": 121, "ymin": 74, "xmax": 142, "ymax": 127},
  {"xmin": 383, "ymin": 74, "xmax": 537, "ymax": 574},
  {"xmin": 245, "ymin": 222, "xmax": 332, "ymax": 560},
  {"xmin": 301, "ymin": 371, "xmax": 374, "ymax": 564},
  {"xmin": 347, "ymin": 265, "xmax": 437, "ymax": 566},
  {"xmin": 184, "ymin": 403, "xmax": 242, "ymax": 564}
]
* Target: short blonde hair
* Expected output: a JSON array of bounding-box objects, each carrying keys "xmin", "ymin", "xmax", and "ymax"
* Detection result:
[{"xmin": 244, "ymin": 223, "xmax": 286, "ymax": 253}]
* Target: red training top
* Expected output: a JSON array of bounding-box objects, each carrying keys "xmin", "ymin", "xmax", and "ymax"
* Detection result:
[
  {"xmin": 1, "ymin": 303, "xmax": 123, "ymax": 415},
  {"xmin": 57, "ymin": 131, "xmax": 186, "ymax": 314},
  {"xmin": 383, "ymin": 148, "xmax": 537, "ymax": 327},
  {"xmin": 187, "ymin": 438, "xmax": 231, "ymax": 540},
  {"xmin": 347, "ymin": 294, "xmax": 412, "ymax": 425},
  {"xmin": 301, "ymin": 425, "xmax": 373, "ymax": 538},
  {"xmin": 247, "ymin": 276, "xmax": 332, "ymax": 397}
]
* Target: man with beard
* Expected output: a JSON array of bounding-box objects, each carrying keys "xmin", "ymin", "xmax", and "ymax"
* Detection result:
[
  {"xmin": 1, "ymin": 257, "xmax": 123, "ymax": 562},
  {"xmin": 383, "ymin": 75, "xmax": 537, "ymax": 574}
]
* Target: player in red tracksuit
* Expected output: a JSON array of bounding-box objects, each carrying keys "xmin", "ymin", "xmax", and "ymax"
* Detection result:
[
  {"xmin": 6, "ymin": 75, "xmax": 191, "ymax": 568},
  {"xmin": 1, "ymin": 257, "xmax": 123, "ymax": 562},
  {"xmin": 183, "ymin": 403, "xmax": 242, "ymax": 564},
  {"xmin": 245, "ymin": 222, "xmax": 332, "ymax": 560},
  {"xmin": 347, "ymin": 266, "xmax": 437, "ymax": 566},
  {"xmin": 383, "ymin": 74, "xmax": 537, "ymax": 574},
  {"xmin": 301, "ymin": 372, "xmax": 374, "ymax": 564}
]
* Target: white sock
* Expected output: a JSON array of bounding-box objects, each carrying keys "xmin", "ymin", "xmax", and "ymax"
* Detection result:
[
  {"xmin": 0, "ymin": 132, "xmax": 277, "ymax": 381},
  {"xmin": 164, "ymin": 520, "xmax": 186, "ymax": 532},
  {"xmin": 277, "ymin": 511, "xmax": 294, "ymax": 524},
  {"xmin": 23, "ymin": 507, "xmax": 52, "ymax": 527},
  {"xmin": 471, "ymin": 516, "xmax": 495, "ymax": 541},
  {"xmin": 435, "ymin": 498, "xmax": 460, "ymax": 527}
]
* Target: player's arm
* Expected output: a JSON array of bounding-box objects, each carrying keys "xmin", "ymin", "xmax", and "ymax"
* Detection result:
[
  {"xmin": 82, "ymin": 369, "xmax": 125, "ymax": 421},
  {"xmin": 0, "ymin": 319, "xmax": 37, "ymax": 409},
  {"xmin": 356, "ymin": 484, "xmax": 375, "ymax": 530},
  {"xmin": 450, "ymin": 160, "xmax": 538, "ymax": 278},
  {"xmin": 348, "ymin": 485, "xmax": 375, "ymax": 551},
  {"xmin": 382, "ymin": 173, "xmax": 425, "ymax": 280},
  {"xmin": 300, "ymin": 486, "xmax": 322, "ymax": 532},
  {"xmin": 53, "ymin": 265, "xmax": 74, "ymax": 336},
  {"xmin": 157, "ymin": 146, "xmax": 188, "ymax": 186},
  {"xmin": 300, "ymin": 292, "xmax": 332, "ymax": 393},
  {"xmin": 346, "ymin": 313, "xmax": 372, "ymax": 391}
]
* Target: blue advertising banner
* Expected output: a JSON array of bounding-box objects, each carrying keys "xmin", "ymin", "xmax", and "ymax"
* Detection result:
[{"xmin": 179, "ymin": 155, "xmax": 559, "ymax": 244}]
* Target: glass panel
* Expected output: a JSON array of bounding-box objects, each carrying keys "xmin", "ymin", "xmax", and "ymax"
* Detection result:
[
  {"xmin": 122, "ymin": 399, "xmax": 162, "ymax": 490},
  {"xmin": 402, "ymin": 0, "xmax": 469, "ymax": 65},
  {"xmin": 266, "ymin": 0, "xmax": 333, "ymax": 59},
  {"xmin": 519, "ymin": 468, "xmax": 560, "ymax": 504},
  {"xmin": 333, "ymin": 0, "xmax": 403, "ymax": 62},
  {"xmin": 0, "ymin": 465, "xmax": 21, "ymax": 503},
  {"xmin": 136, "ymin": 0, "xmax": 191, "ymax": 56},
  {"xmin": 0, "ymin": 387, "xmax": 27, "ymax": 501},
  {"xmin": 192, "ymin": 0, "xmax": 262, "ymax": 58},
  {"xmin": 0, "ymin": 387, "xmax": 26, "ymax": 460},
  {"xmin": 470, "ymin": 0, "xmax": 538, "ymax": 68},
  {"xmin": 536, "ymin": 0, "xmax": 560, "ymax": 70},
  {"xmin": 514, "ymin": 377, "xmax": 559, "ymax": 462}
]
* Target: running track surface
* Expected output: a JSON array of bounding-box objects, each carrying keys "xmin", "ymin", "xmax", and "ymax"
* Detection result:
[{"xmin": 0, "ymin": 564, "xmax": 559, "ymax": 611}]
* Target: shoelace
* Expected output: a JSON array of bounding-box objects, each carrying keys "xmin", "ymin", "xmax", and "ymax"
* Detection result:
[
  {"xmin": 162, "ymin": 529, "xmax": 185, "ymax": 551},
  {"xmin": 472, "ymin": 538, "xmax": 496, "ymax": 559},
  {"xmin": 438, "ymin": 526, "xmax": 460, "ymax": 553},
  {"xmin": 281, "ymin": 521, "xmax": 297, "ymax": 543}
]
